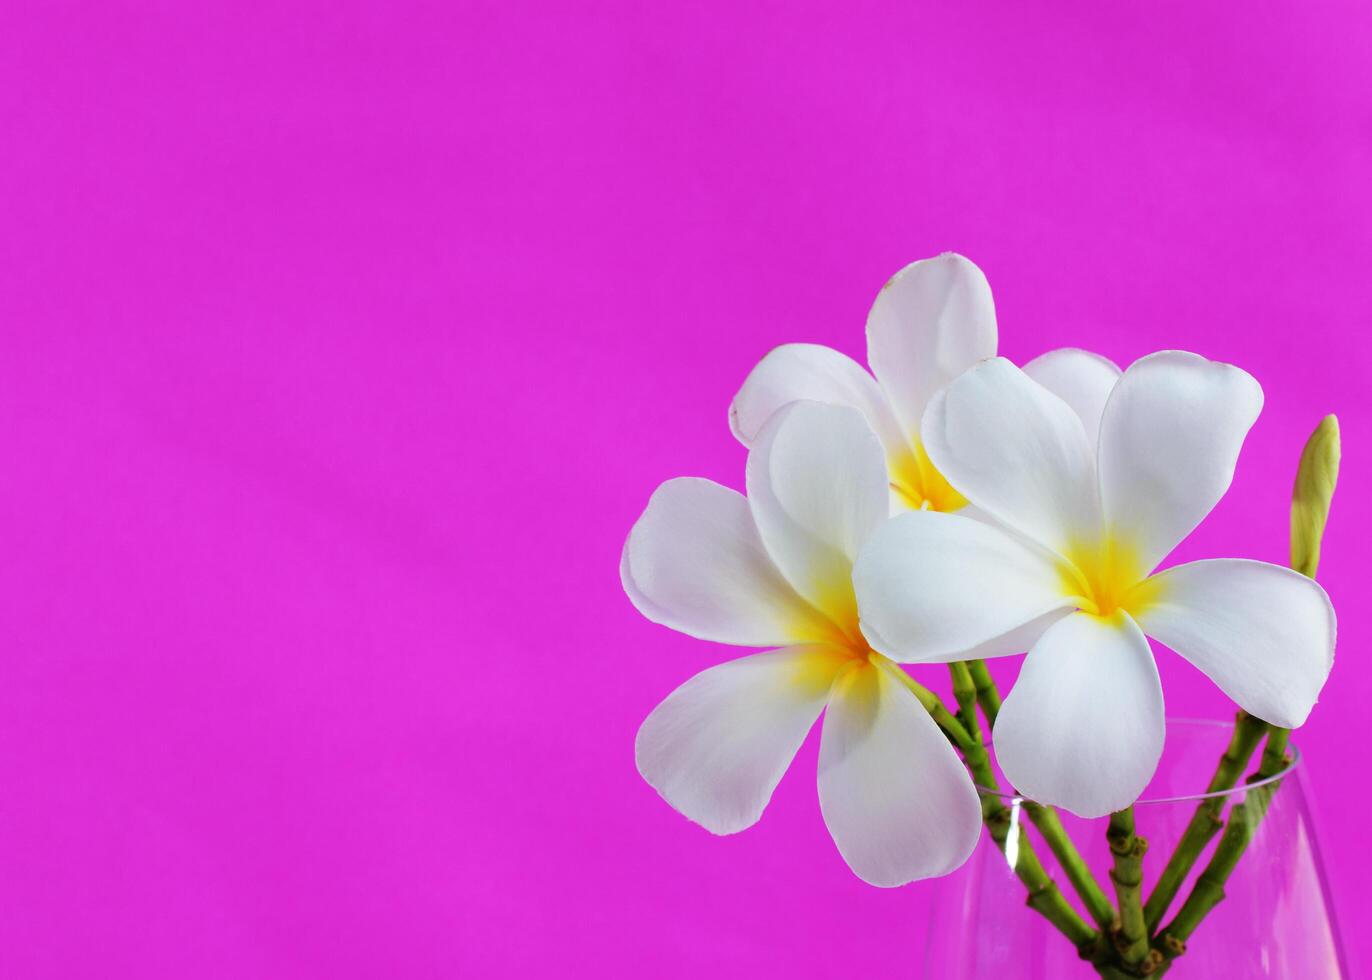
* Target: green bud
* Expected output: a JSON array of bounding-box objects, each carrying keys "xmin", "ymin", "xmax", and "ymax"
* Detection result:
[{"xmin": 1290, "ymin": 415, "xmax": 1340, "ymax": 579}]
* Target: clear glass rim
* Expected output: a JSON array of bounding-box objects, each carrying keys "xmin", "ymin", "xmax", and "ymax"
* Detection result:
[{"xmin": 975, "ymin": 716, "xmax": 1301, "ymax": 806}]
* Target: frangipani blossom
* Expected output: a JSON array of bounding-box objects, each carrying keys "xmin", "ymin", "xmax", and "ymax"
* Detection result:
[
  {"xmin": 728, "ymin": 252, "xmax": 1115, "ymax": 512},
  {"xmin": 853, "ymin": 352, "xmax": 1337, "ymax": 818},
  {"xmin": 621, "ymin": 400, "xmax": 982, "ymax": 886}
]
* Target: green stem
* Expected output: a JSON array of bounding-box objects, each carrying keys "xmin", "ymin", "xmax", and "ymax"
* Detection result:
[
  {"xmin": 1024, "ymin": 802, "xmax": 1117, "ymax": 930},
  {"xmin": 984, "ymin": 797, "xmax": 1103, "ymax": 958},
  {"xmin": 1153, "ymin": 417, "xmax": 1336, "ymax": 968},
  {"xmin": 957, "ymin": 661, "xmax": 1116, "ymax": 944},
  {"xmin": 953, "ymin": 659, "xmax": 1114, "ymax": 930},
  {"xmin": 948, "ymin": 661, "xmax": 979, "ymax": 733},
  {"xmin": 880, "ymin": 660, "xmax": 973, "ymax": 749},
  {"xmin": 1155, "ymin": 727, "xmax": 1293, "ymax": 966},
  {"xmin": 1107, "ymin": 808, "xmax": 1153, "ymax": 970},
  {"xmin": 1257, "ymin": 727, "xmax": 1290, "ymax": 779},
  {"xmin": 1096, "ymin": 966, "xmax": 1155, "ymax": 980},
  {"xmin": 1157, "ymin": 801, "xmax": 1251, "ymax": 947},
  {"xmin": 967, "ymin": 659, "xmax": 1001, "ymax": 724},
  {"xmin": 1141, "ymin": 710, "xmax": 1267, "ymax": 932},
  {"xmin": 880, "ymin": 660, "xmax": 1103, "ymax": 959}
]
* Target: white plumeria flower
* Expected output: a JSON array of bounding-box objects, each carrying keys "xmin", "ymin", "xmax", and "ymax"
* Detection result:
[
  {"xmin": 729, "ymin": 252, "xmax": 1118, "ymax": 512},
  {"xmin": 853, "ymin": 352, "xmax": 1337, "ymax": 819},
  {"xmin": 622, "ymin": 400, "xmax": 982, "ymax": 886}
]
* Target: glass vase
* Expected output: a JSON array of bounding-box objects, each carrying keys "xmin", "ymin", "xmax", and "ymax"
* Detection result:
[{"xmin": 923, "ymin": 719, "xmax": 1350, "ymax": 979}]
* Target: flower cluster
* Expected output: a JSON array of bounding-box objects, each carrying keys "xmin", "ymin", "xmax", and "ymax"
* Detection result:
[{"xmin": 621, "ymin": 254, "xmax": 1336, "ymax": 889}]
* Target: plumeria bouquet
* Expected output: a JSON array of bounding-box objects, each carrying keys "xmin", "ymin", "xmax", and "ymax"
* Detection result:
[{"xmin": 621, "ymin": 255, "xmax": 1338, "ymax": 977}]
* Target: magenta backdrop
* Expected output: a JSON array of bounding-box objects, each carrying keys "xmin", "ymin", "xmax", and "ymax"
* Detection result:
[{"xmin": 0, "ymin": 2, "xmax": 1368, "ymax": 977}]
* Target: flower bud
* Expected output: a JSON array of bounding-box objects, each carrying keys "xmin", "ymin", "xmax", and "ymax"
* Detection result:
[{"xmin": 1290, "ymin": 415, "xmax": 1340, "ymax": 579}]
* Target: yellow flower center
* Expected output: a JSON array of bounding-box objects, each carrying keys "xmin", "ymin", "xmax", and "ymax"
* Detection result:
[
  {"xmin": 785, "ymin": 643, "xmax": 870, "ymax": 697},
  {"xmin": 1059, "ymin": 536, "xmax": 1159, "ymax": 619},
  {"xmin": 889, "ymin": 442, "xmax": 968, "ymax": 512},
  {"xmin": 782, "ymin": 579, "xmax": 876, "ymax": 701},
  {"xmin": 781, "ymin": 557, "xmax": 882, "ymax": 672},
  {"xmin": 802, "ymin": 570, "xmax": 868, "ymax": 651}
]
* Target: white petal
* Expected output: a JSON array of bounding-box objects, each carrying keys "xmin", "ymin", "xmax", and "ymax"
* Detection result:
[
  {"xmin": 728, "ymin": 343, "xmax": 908, "ymax": 459},
  {"xmin": 746, "ymin": 401, "xmax": 889, "ymax": 623},
  {"xmin": 1097, "ymin": 351, "xmax": 1263, "ymax": 574},
  {"xmin": 994, "ymin": 611, "xmax": 1164, "ymax": 818},
  {"xmin": 921, "ymin": 357, "xmax": 1100, "ymax": 557},
  {"xmin": 1022, "ymin": 348, "xmax": 1121, "ymax": 447},
  {"xmin": 866, "ymin": 253, "xmax": 997, "ymax": 438},
  {"xmin": 853, "ymin": 511, "xmax": 1078, "ymax": 663},
  {"xmin": 1132, "ymin": 559, "xmax": 1336, "ymax": 728},
  {"xmin": 817, "ymin": 658, "xmax": 982, "ymax": 885},
  {"xmin": 622, "ymin": 478, "xmax": 834, "ymax": 647},
  {"xmin": 636, "ymin": 645, "xmax": 846, "ymax": 834},
  {"xmin": 956, "ymin": 607, "xmax": 1076, "ymax": 661}
]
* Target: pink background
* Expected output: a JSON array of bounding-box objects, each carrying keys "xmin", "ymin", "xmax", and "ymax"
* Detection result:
[{"xmin": 1, "ymin": 2, "xmax": 1367, "ymax": 976}]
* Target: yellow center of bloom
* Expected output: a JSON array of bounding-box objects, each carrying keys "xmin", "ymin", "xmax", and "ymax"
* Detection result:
[
  {"xmin": 802, "ymin": 567, "xmax": 869, "ymax": 650},
  {"xmin": 785, "ymin": 563, "xmax": 878, "ymax": 670},
  {"xmin": 1059, "ymin": 535, "xmax": 1161, "ymax": 618},
  {"xmin": 785, "ymin": 642, "xmax": 869, "ymax": 696},
  {"xmin": 784, "ymin": 564, "xmax": 925, "ymax": 715},
  {"xmin": 889, "ymin": 442, "xmax": 968, "ymax": 512}
]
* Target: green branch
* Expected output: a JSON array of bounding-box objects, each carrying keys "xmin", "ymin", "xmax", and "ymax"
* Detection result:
[
  {"xmin": 967, "ymin": 659, "xmax": 1001, "ymax": 724},
  {"xmin": 879, "ymin": 659, "xmax": 973, "ymax": 749},
  {"xmin": 1142, "ymin": 710, "xmax": 1266, "ymax": 932},
  {"xmin": 1153, "ymin": 415, "xmax": 1339, "ymax": 968},
  {"xmin": 1025, "ymin": 802, "xmax": 1116, "ymax": 930},
  {"xmin": 955, "ymin": 660, "xmax": 1114, "ymax": 929},
  {"xmin": 881, "ymin": 659, "xmax": 1104, "ymax": 959},
  {"xmin": 948, "ymin": 661, "xmax": 980, "ymax": 734},
  {"xmin": 1154, "ymin": 715, "xmax": 1295, "ymax": 968},
  {"xmin": 1106, "ymin": 808, "xmax": 1156, "ymax": 972},
  {"xmin": 1256, "ymin": 727, "xmax": 1290, "ymax": 779},
  {"xmin": 988, "ymin": 806, "xmax": 1103, "ymax": 958},
  {"xmin": 1157, "ymin": 735, "xmax": 1284, "ymax": 949}
]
